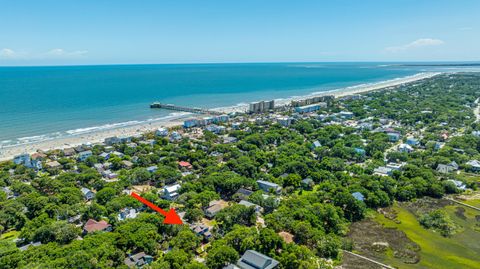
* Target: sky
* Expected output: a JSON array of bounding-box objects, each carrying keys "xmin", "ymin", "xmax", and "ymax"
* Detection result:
[{"xmin": 0, "ymin": 0, "xmax": 479, "ymax": 65}]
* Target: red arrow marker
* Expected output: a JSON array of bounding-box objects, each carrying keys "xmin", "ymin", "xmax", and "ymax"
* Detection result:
[{"xmin": 130, "ymin": 192, "xmax": 183, "ymax": 225}]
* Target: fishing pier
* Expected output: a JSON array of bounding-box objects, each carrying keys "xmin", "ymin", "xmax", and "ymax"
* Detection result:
[{"xmin": 150, "ymin": 102, "xmax": 222, "ymax": 115}]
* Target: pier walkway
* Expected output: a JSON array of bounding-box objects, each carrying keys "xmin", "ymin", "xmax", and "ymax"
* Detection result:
[{"xmin": 150, "ymin": 102, "xmax": 222, "ymax": 115}]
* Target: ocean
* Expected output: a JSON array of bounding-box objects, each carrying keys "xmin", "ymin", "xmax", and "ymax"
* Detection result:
[{"xmin": 0, "ymin": 62, "xmax": 474, "ymax": 147}]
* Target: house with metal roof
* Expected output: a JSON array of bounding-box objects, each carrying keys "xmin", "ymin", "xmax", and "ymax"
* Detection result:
[{"xmin": 236, "ymin": 250, "xmax": 279, "ymax": 269}]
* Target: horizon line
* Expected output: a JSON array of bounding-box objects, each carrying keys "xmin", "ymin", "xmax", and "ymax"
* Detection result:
[{"xmin": 1, "ymin": 60, "xmax": 480, "ymax": 68}]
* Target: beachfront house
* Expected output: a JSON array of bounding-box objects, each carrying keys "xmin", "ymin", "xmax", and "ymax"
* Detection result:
[
  {"xmin": 104, "ymin": 136, "xmax": 121, "ymax": 146},
  {"xmin": 155, "ymin": 127, "xmax": 169, "ymax": 137},
  {"xmin": 183, "ymin": 119, "xmax": 197, "ymax": 128},
  {"xmin": 13, "ymin": 154, "xmax": 32, "ymax": 168},
  {"xmin": 170, "ymin": 131, "xmax": 182, "ymax": 142}
]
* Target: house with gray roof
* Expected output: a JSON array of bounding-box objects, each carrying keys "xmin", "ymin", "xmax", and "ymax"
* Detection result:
[
  {"xmin": 81, "ymin": 187, "xmax": 94, "ymax": 201},
  {"xmin": 236, "ymin": 250, "xmax": 279, "ymax": 269},
  {"xmin": 257, "ymin": 180, "xmax": 281, "ymax": 194}
]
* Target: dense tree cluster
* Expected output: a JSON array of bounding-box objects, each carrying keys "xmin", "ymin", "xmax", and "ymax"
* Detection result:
[{"xmin": 0, "ymin": 73, "xmax": 479, "ymax": 268}]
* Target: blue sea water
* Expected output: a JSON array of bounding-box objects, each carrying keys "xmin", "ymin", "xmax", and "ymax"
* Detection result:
[{"xmin": 0, "ymin": 62, "xmax": 468, "ymax": 146}]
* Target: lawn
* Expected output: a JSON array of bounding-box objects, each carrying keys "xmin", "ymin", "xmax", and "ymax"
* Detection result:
[{"xmin": 374, "ymin": 203, "xmax": 480, "ymax": 269}]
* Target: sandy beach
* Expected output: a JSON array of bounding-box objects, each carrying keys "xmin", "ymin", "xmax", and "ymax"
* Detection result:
[{"xmin": 0, "ymin": 72, "xmax": 440, "ymax": 162}]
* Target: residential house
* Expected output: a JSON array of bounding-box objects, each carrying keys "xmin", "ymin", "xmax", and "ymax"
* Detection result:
[
  {"xmin": 223, "ymin": 136, "xmax": 238, "ymax": 144},
  {"xmin": 155, "ymin": 127, "xmax": 169, "ymax": 137},
  {"xmin": 13, "ymin": 154, "xmax": 31, "ymax": 166},
  {"xmin": 406, "ymin": 137, "xmax": 420, "ymax": 147},
  {"xmin": 178, "ymin": 161, "xmax": 193, "ymax": 170},
  {"xmin": 352, "ymin": 192, "xmax": 365, "ymax": 201},
  {"xmin": 124, "ymin": 252, "xmax": 153, "ymax": 268},
  {"xmin": 81, "ymin": 187, "xmax": 95, "ymax": 201},
  {"xmin": 83, "ymin": 219, "xmax": 112, "ymax": 233},
  {"xmin": 163, "ymin": 184, "xmax": 181, "ymax": 200},
  {"xmin": 257, "ymin": 180, "xmax": 282, "ymax": 194},
  {"xmin": 239, "ymin": 200, "xmax": 263, "ymax": 214},
  {"xmin": 234, "ymin": 188, "xmax": 254, "ymax": 201},
  {"xmin": 466, "ymin": 160, "xmax": 480, "ymax": 172},
  {"xmin": 276, "ymin": 117, "xmax": 293, "ymax": 127},
  {"xmin": 340, "ymin": 111, "xmax": 354, "ymax": 119},
  {"xmin": 118, "ymin": 208, "xmax": 138, "ymax": 221},
  {"xmin": 63, "ymin": 148, "xmax": 76, "ymax": 157},
  {"xmin": 434, "ymin": 142, "xmax": 445, "ymax": 151},
  {"xmin": 436, "ymin": 161, "xmax": 459, "ymax": 174},
  {"xmin": 190, "ymin": 223, "xmax": 212, "ymax": 241},
  {"xmin": 45, "ymin": 160, "xmax": 62, "ymax": 169},
  {"xmin": 373, "ymin": 166, "xmax": 393, "ymax": 177},
  {"xmin": 311, "ymin": 140, "xmax": 321, "ymax": 149},
  {"xmin": 301, "ymin": 178, "xmax": 314, "ymax": 190},
  {"xmin": 205, "ymin": 200, "xmax": 229, "ymax": 218},
  {"xmin": 78, "ymin": 150, "xmax": 93, "ymax": 161},
  {"xmin": 18, "ymin": 242, "xmax": 42, "ymax": 251},
  {"xmin": 387, "ymin": 132, "xmax": 401, "ymax": 142},
  {"xmin": 146, "ymin": 166, "xmax": 158, "ymax": 173},
  {"xmin": 354, "ymin": 147, "xmax": 366, "ymax": 156},
  {"xmin": 447, "ymin": 179, "xmax": 467, "ymax": 191},
  {"xmin": 104, "ymin": 136, "xmax": 121, "ymax": 145},
  {"xmin": 398, "ymin": 143, "xmax": 413, "ymax": 153},
  {"xmin": 122, "ymin": 160, "xmax": 134, "ymax": 169},
  {"xmin": 386, "ymin": 162, "xmax": 404, "ymax": 171},
  {"xmin": 170, "ymin": 131, "xmax": 182, "ymax": 142},
  {"xmin": 235, "ymin": 250, "xmax": 279, "ymax": 269},
  {"xmin": 2, "ymin": 187, "xmax": 14, "ymax": 199}
]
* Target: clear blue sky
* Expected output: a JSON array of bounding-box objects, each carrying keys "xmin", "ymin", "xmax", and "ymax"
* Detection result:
[{"xmin": 0, "ymin": 0, "xmax": 479, "ymax": 65}]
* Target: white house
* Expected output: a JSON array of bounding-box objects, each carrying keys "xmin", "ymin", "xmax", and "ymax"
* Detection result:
[
  {"xmin": 466, "ymin": 160, "xmax": 480, "ymax": 172},
  {"xmin": 163, "ymin": 184, "xmax": 181, "ymax": 200},
  {"xmin": 81, "ymin": 187, "xmax": 95, "ymax": 200}
]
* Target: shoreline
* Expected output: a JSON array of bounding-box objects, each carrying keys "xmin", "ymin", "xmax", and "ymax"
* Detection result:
[{"xmin": 0, "ymin": 72, "xmax": 440, "ymax": 162}]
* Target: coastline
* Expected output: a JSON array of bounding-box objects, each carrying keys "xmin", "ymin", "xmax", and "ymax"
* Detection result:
[{"xmin": 0, "ymin": 72, "xmax": 440, "ymax": 162}]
